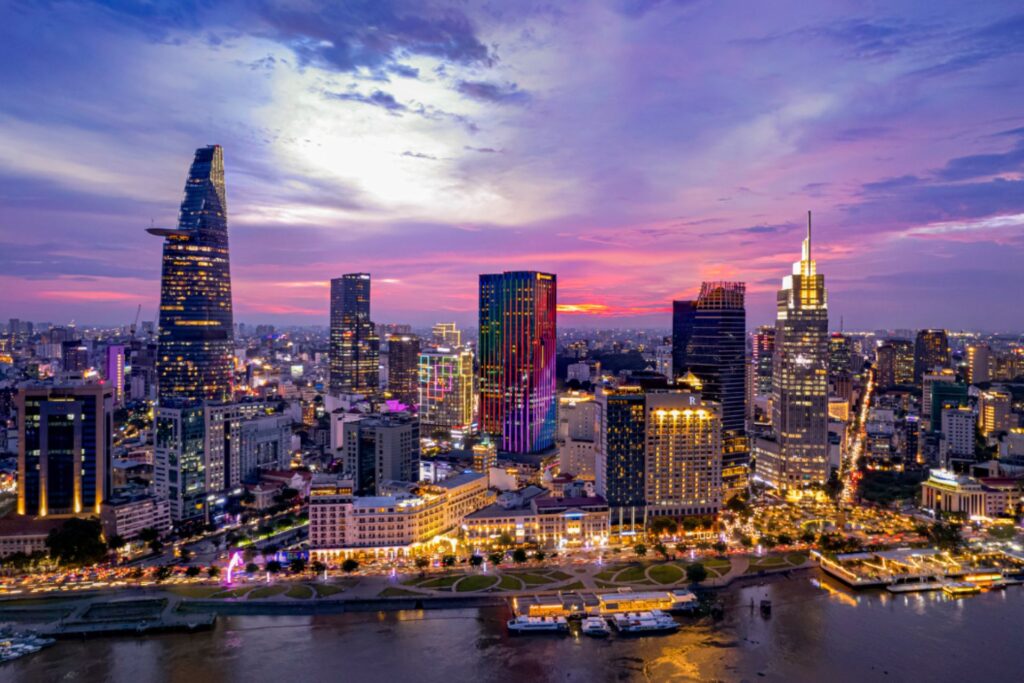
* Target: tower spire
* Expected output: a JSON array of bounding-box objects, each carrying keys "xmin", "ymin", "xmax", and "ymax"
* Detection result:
[{"xmin": 801, "ymin": 210, "xmax": 812, "ymax": 262}]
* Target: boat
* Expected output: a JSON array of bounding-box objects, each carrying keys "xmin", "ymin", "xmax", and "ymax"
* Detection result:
[
  {"xmin": 0, "ymin": 631, "xmax": 55, "ymax": 664},
  {"xmin": 507, "ymin": 616, "xmax": 569, "ymax": 634},
  {"xmin": 943, "ymin": 582, "xmax": 981, "ymax": 597},
  {"xmin": 610, "ymin": 611, "xmax": 679, "ymax": 635},
  {"xmin": 581, "ymin": 617, "xmax": 611, "ymax": 637},
  {"xmin": 760, "ymin": 599, "xmax": 772, "ymax": 617}
]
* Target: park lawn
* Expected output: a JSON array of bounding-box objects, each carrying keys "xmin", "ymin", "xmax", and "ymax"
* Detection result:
[
  {"xmin": 546, "ymin": 570, "xmax": 572, "ymax": 581},
  {"xmin": 401, "ymin": 576, "xmax": 428, "ymax": 586},
  {"xmin": 248, "ymin": 585, "xmax": 287, "ymax": 599},
  {"xmin": 560, "ymin": 581, "xmax": 586, "ymax": 591},
  {"xmin": 378, "ymin": 587, "xmax": 424, "ymax": 598},
  {"xmin": 786, "ymin": 553, "xmax": 809, "ymax": 566},
  {"xmin": 418, "ymin": 575, "xmax": 462, "ymax": 589},
  {"xmin": 165, "ymin": 585, "xmax": 223, "ymax": 599},
  {"xmin": 705, "ymin": 557, "xmax": 732, "ymax": 569},
  {"xmin": 498, "ymin": 574, "xmax": 524, "ymax": 591},
  {"xmin": 311, "ymin": 583, "xmax": 346, "ymax": 598},
  {"xmin": 614, "ymin": 565, "xmax": 648, "ymax": 583},
  {"xmin": 648, "ymin": 564, "xmax": 684, "ymax": 585},
  {"xmin": 594, "ymin": 569, "xmax": 618, "ymax": 581},
  {"xmin": 513, "ymin": 573, "xmax": 555, "ymax": 586},
  {"xmin": 455, "ymin": 575, "xmax": 499, "ymax": 592},
  {"xmin": 211, "ymin": 586, "xmax": 255, "ymax": 599},
  {"xmin": 595, "ymin": 581, "xmax": 619, "ymax": 589},
  {"xmin": 285, "ymin": 584, "xmax": 314, "ymax": 599}
]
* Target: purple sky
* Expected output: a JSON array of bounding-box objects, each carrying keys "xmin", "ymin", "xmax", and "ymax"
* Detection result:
[{"xmin": 2, "ymin": 1, "xmax": 1023, "ymax": 331}]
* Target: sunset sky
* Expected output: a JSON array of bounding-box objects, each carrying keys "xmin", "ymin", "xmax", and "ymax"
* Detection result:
[{"xmin": 2, "ymin": 1, "xmax": 1023, "ymax": 330}]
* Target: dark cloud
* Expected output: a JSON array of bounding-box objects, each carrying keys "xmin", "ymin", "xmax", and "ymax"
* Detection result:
[
  {"xmin": 387, "ymin": 63, "xmax": 420, "ymax": 79},
  {"xmin": 861, "ymin": 175, "xmax": 920, "ymax": 193},
  {"xmin": 455, "ymin": 80, "xmax": 530, "ymax": 104},
  {"xmin": 913, "ymin": 13, "xmax": 1024, "ymax": 77},
  {"xmin": 401, "ymin": 150, "xmax": 438, "ymax": 160},
  {"xmin": 934, "ymin": 135, "xmax": 1024, "ymax": 181},
  {"xmin": 326, "ymin": 89, "xmax": 407, "ymax": 112}
]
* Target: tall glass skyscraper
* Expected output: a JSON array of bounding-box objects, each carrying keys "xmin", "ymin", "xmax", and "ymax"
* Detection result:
[
  {"xmin": 329, "ymin": 273, "xmax": 379, "ymax": 393},
  {"xmin": 149, "ymin": 145, "xmax": 234, "ymax": 403},
  {"xmin": 914, "ymin": 329, "xmax": 950, "ymax": 384},
  {"xmin": 764, "ymin": 212, "xmax": 829, "ymax": 489},
  {"xmin": 672, "ymin": 282, "xmax": 747, "ymax": 495},
  {"xmin": 479, "ymin": 271, "xmax": 557, "ymax": 453}
]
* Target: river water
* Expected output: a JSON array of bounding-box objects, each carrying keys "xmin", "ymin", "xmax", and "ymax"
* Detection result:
[{"xmin": 8, "ymin": 573, "xmax": 1024, "ymax": 682}]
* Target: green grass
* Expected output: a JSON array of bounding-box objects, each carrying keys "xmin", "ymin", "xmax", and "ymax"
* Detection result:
[
  {"xmin": 418, "ymin": 575, "xmax": 462, "ymax": 589},
  {"xmin": 595, "ymin": 581, "xmax": 619, "ymax": 589},
  {"xmin": 614, "ymin": 565, "xmax": 648, "ymax": 583},
  {"xmin": 455, "ymin": 575, "xmax": 499, "ymax": 592},
  {"xmin": 705, "ymin": 557, "xmax": 732, "ymax": 569},
  {"xmin": 165, "ymin": 585, "xmax": 224, "ymax": 599},
  {"xmin": 560, "ymin": 581, "xmax": 586, "ymax": 591},
  {"xmin": 514, "ymin": 573, "xmax": 555, "ymax": 586},
  {"xmin": 594, "ymin": 569, "xmax": 618, "ymax": 581},
  {"xmin": 786, "ymin": 552, "xmax": 809, "ymax": 566},
  {"xmin": 546, "ymin": 570, "xmax": 572, "ymax": 581},
  {"xmin": 311, "ymin": 583, "xmax": 346, "ymax": 598},
  {"xmin": 648, "ymin": 564, "xmax": 684, "ymax": 585},
  {"xmin": 401, "ymin": 576, "xmax": 428, "ymax": 586},
  {"xmin": 285, "ymin": 584, "xmax": 314, "ymax": 599},
  {"xmin": 497, "ymin": 574, "xmax": 524, "ymax": 591},
  {"xmin": 379, "ymin": 587, "xmax": 424, "ymax": 597},
  {"xmin": 211, "ymin": 586, "xmax": 255, "ymax": 599},
  {"xmin": 248, "ymin": 585, "xmax": 287, "ymax": 599}
]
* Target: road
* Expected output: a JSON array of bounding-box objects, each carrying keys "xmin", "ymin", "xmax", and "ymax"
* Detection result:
[{"xmin": 838, "ymin": 368, "xmax": 874, "ymax": 505}]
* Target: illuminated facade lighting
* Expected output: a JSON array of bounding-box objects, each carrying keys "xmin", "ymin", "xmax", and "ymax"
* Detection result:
[{"xmin": 330, "ymin": 273, "xmax": 379, "ymax": 394}]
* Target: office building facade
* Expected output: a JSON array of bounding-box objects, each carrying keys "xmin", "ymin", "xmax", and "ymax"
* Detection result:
[
  {"xmin": 914, "ymin": 329, "xmax": 950, "ymax": 384},
  {"xmin": 330, "ymin": 273, "xmax": 379, "ymax": 394},
  {"xmin": 386, "ymin": 334, "xmax": 420, "ymax": 408},
  {"xmin": 418, "ymin": 347, "xmax": 474, "ymax": 435}
]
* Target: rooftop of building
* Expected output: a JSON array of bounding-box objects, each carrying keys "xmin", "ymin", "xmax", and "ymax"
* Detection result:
[
  {"xmin": 532, "ymin": 495, "xmax": 608, "ymax": 511},
  {"xmin": 0, "ymin": 514, "xmax": 67, "ymax": 537}
]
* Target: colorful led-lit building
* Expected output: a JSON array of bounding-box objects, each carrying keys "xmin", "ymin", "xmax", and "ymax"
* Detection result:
[
  {"xmin": 759, "ymin": 212, "xmax": 829, "ymax": 491},
  {"xmin": 149, "ymin": 145, "xmax": 234, "ymax": 403},
  {"xmin": 104, "ymin": 344, "xmax": 125, "ymax": 405},
  {"xmin": 418, "ymin": 346, "xmax": 475, "ymax": 435},
  {"xmin": 17, "ymin": 383, "xmax": 113, "ymax": 516},
  {"xmin": 329, "ymin": 273, "xmax": 379, "ymax": 394},
  {"xmin": 478, "ymin": 271, "xmax": 557, "ymax": 453}
]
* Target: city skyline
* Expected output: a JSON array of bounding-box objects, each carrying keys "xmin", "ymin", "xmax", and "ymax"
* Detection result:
[{"xmin": 2, "ymin": 2, "xmax": 1024, "ymax": 330}]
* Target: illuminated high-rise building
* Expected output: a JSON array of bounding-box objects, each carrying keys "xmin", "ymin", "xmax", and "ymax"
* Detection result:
[
  {"xmin": 596, "ymin": 386, "xmax": 647, "ymax": 526},
  {"xmin": 329, "ymin": 273, "xmax": 379, "ymax": 394},
  {"xmin": 479, "ymin": 271, "xmax": 557, "ymax": 453},
  {"xmin": 966, "ymin": 343, "xmax": 991, "ymax": 385},
  {"xmin": 752, "ymin": 325, "xmax": 775, "ymax": 396},
  {"xmin": 914, "ymin": 329, "xmax": 950, "ymax": 384},
  {"xmin": 386, "ymin": 335, "xmax": 420, "ymax": 408},
  {"xmin": 418, "ymin": 346, "xmax": 475, "ymax": 435},
  {"xmin": 149, "ymin": 145, "xmax": 234, "ymax": 403},
  {"xmin": 432, "ymin": 322, "xmax": 461, "ymax": 347},
  {"xmin": 672, "ymin": 281, "xmax": 747, "ymax": 495},
  {"xmin": 762, "ymin": 212, "xmax": 829, "ymax": 490},
  {"xmin": 828, "ymin": 332, "xmax": 851, "ymax": 380},
  {"xmin": 876, "ymin": 338, "xmax": 914, "ymax": 387},
  {"xmin": 978, "ymin": 389, "xmax": 1012, "ymax": 436},
  {"xmin": 104, "ymin": 344, "xmax": 125, "ymax": 405},
  {"xmin": 17, "ymin": 383, "xmax": 113, "ymax": 516}
]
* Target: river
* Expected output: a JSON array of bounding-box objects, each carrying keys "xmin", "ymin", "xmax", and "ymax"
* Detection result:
[{"xmin": 8, "ymin": 573, "xmax": 1024, "ymax": 682}]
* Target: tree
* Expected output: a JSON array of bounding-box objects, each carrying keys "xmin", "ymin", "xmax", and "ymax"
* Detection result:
[
  {"xmin": 207, "ymin": 566, "xmax": 220, "ymax": 579},
  {"xmin": 139, "ymin": 527, "xmax": 160, "ymax": 544},
  {"xmin": 634, "ymin": 543, "xmax": 647, "ymax": 557},
  {"xmin": 686, "ymin": 562, "xmax": 708, "ymax": 584},
  {"xmin": 739, "ymin": 535, "xmax": 753, "ymax": 548},
  {"xmin": 800, "ymin": 530, "xmax": 817, "ymax": 545},
  {"xmin": 312, "ymin": 560, "xmax": 327, "ymax": 575},
  {"xmin": 681, "ymin": 518, "xmax": 698, "ymax": 532},
  {"xmin": 654, "ymin": 542, "xmax": 668, "ymax": 560},
  {"xmin": 106, "ymin": 534, "xmax": 126, "ymax": 552},
  {"xmin": 178, "ymin": 547, "xmax": 192, "ymax": 563},
  {"xmin": 825, "ymin": 471, "xmax": 843, "ymax": 501},
  {"xmin": 674, "ymin": 542, "xmax": 688, "ymax": 555},
  {"xmin": 533, "ymin": 550, "xmax": 546, "ymax": 562},
  {"xmin": 442, "ymin": 554, "xmax": 456, "ymax": 568},
  {"xmin": 469, "ymin": 555, "xmax": 484, "ymax": 568},
  {"xmin": 725, "ymin": 496, "xmax": 750, "ymax": 515},
  {"xmin": 266, "ymin": 560, "xmax": 282, "ymax": 574},
  {"xmin": 512, "ymin": 548, "xmax": 528, "ymax": 564},
  {"xmin": 185, "ymin": 565, "xmax": 201, "ymax": 578},
  {"xmin": 149, "ymin": 539, "xmax": 164, "ymax": 554},
  {"xmin": 246, "ymin": 562, "xmax": 260, "ymax": 574},
  {"xmin": 926, "ymin": 521, "xmax": 964, "ymax": 552},
  {"xmin": 341, "ymin": 558, "xmax": 359, "ymax": 573},
  {"xmin": 712, "ymin": 541, "xmax": 728, "ymax": 556},
  {"xmin": 649, "ymin": 516, "xmax": 678, "ymax": 536},
  {"xmin": 154, "ymin": 565, "xmax": 172, "ymax": 582},
  {"xmin": 777, "ymin": 533, "xmax": 794, "ymax": 546},
  {"xmin": 497, "ymin": 533, "xmax": 515, "ymax": 548},
  {"xmin": 415, "ymin": 556, "xmax": 430, "ymax": 572},
  {"xmin": 487, "ymin": 552, "xmax": 504, "ymax": 566},
  {"xmin": 290, "ymin": 558, "xmax": 307, "ymax": 574},
  {"xmin": 46, "ymin": 518, "xmax": 107, "ymax": 567}
]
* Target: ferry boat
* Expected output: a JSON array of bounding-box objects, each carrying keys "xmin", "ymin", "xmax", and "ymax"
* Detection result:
[
  {"xmin": 610, "ymin": 611, "xmax": 679, "ymax": 635},
  {"xmin": 507, "ymin": 616, "xmax": 569, "ymax": 634},
  {"xmin": 0, "ymin": 632, "xmax": 56, "ymax": 663},
  {"xmin": 942, "ymin": 581, "xmax": 981, "ymax": 597},
  {"xmin": 581, "ymin": 617, "xmax": 611, "ymax": 637}
]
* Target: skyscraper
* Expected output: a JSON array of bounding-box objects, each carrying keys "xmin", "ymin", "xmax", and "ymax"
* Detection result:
[
  {"xmin": 479, "ymin": 271, "xmax": 557, "ymax": 453},
  {"xmin": 752, "ymin": 326, "xmax": 775, "ymax": 396},
  {"xmin": 17, "ymin": 383, "xmax": 113, "ymax": 516},
  {"xmin": 762, "ymin": 212, "xmax": 829, "ymax": 490},
  {"xmin": 913, "ymin": 329, "xmax": 950, "ymax": 384},
  {"xmin": 596, "ymin": 386, "xmax": 647, "ymax": 526},
  {"xmin": 149, "ymin": 145, "xmax": 234, "ymax": 403},
  {"xmin": 329, "ymin": 273, "xmax": 379, "ymax": 394},
  {"xmin": 966, "ymin": 342, "xmax": 991, "ymax": 385},
  {"xmin": 418, "ymin": 346, "xmax": 475, "ymax": 435},
  {"xmin": 432, "ymin": 322, "xmax": 461, "ymax": 347},
  {"xmin": 671, "ymin": 281, "xmax": 747, "ymax": 495},
  {"xmin": 828, "ymin": 332, "xmax": 851, "ymax": 380},
  {"xmin": 386, "ymin": 334, "xmax": 420, "ymax": 408},
  {"xmin": 104, "ymin": 344, "xmax": 125, "ymax": 405},
  {"xmin": 875, "ymin": 339, "xmax": 914, "ymax": 387}
]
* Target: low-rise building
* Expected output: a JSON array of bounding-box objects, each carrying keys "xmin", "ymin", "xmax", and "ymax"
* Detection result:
[
  {"xmin": 99, "ymin": 493, "xmax": 171, "ymax": 541},
  {"xmin": 464, "ymin": 487, "xmax": 609, "ymax": 548},
  {"xmin": 0, "ymin": 515, "xmax": 64, "ymax": 558}
]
